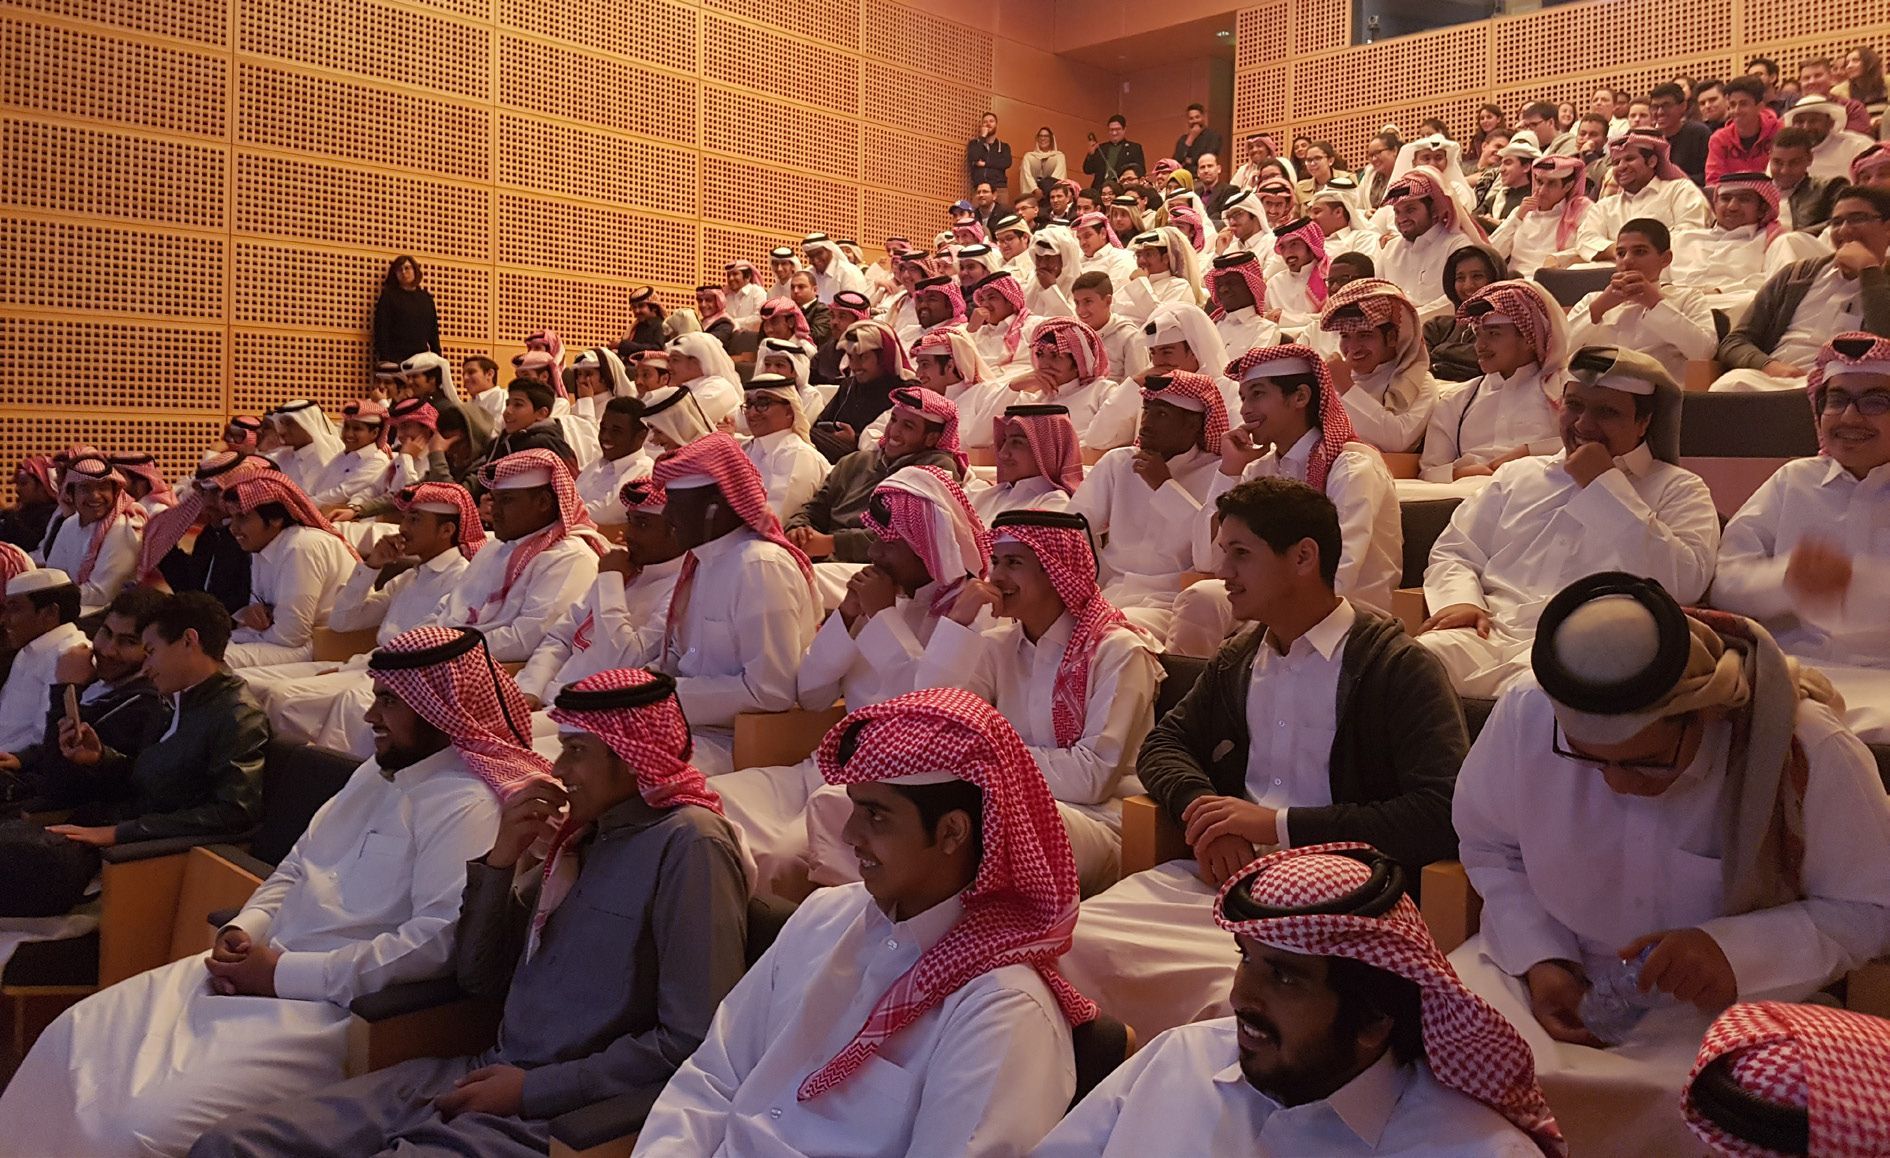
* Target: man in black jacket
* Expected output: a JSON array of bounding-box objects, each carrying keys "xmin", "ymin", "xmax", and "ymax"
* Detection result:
[
  {"xmin": 0, "ymin": 591, "xmax": 268, "ymax": 916},
  {"xmin": 966, "ymin": 112, "xmax": 1011, "ymax": 192},
  {"xmin": 787, "ymin": 386, "xmax": 965, "ymax": 565},
  {"xmin": 1060, "ymin": 477, "xmax": 1466, "ymax": 1039}
]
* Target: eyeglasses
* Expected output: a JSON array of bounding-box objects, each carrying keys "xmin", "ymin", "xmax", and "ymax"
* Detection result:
[
  {"xmin": 1829, "ymin": 212, "xmax": 1886, "ymax": 229},
  {"xmin": 1819, "ymin": 388, "xmax": 1890, "ymax": 416},
  {"xmin": 742, "ymin": 397, "xmax": 788, "ymax": 412},
  {"xmin": 1551, "ymin": 719, "xmax": 1690, "ymax": 775}
]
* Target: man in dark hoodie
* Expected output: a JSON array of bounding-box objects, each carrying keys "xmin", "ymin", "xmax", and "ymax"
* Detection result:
[
  {"xmin": 807, "ymin": 320, "xmax": 913, "ymax": 462},
  {"xmin": 1059, "ymin": 477, "xmax": 1466, "ymax": 1041},
  {"xmin": 786, "ymin": 386, "xmax": 966, "ymax": 566},
  {"xmin": 1423, "ymin": 245, "xmax": 1510, "ymax": 382}
]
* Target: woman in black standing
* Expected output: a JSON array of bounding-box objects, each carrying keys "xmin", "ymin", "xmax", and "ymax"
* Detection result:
[{"xmin": 373, "ymin": 255, "xmax": 441, "ymax": 365}]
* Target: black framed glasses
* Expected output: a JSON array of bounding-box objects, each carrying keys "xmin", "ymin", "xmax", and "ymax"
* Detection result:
[
  {"xmin": 1551, "ymin": 719, "xmax": 1690, "ymax": 776},
  {"xmin": 1818, "ymin": 388, "xmax": 1890, "ymax": 417}
]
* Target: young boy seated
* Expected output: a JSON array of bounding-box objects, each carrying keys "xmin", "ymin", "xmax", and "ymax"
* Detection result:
[
  {"xmin": 1072, "ymin": 270, "xmax": 1151, "ymax": 389},
  {"xmin": 220, "ymin": 474, "xmax": 360, "ymax": 668},
  {"xmin": 306, "ymin": 399, "xmax": 393, "ymax": 510},
  {"xmin": 574, "ymin": 395, "xmax": 654, "ymax": 525},
  {"xmin": 632, "ymin": 688, "xmax": 1090, "ymax": 1156},
  {"xmin": 1565, "ymin": 217, "xmax": 1718, "ymax": 382},
  {"xmin": 487, "ymin": 380, "xmax": 577, "ymax": 475},
  {"xmin": 188, "ymin": 668, "xmax": 749, "ymax": 1158}
]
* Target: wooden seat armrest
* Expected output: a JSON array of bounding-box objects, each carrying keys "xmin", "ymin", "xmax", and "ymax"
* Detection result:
[
  {"xmin": 311, "ymin": 625, "xmax": 382, "ymax": 663},
  {"xmin": 1419, "ymin": 860, "xmax": 1482, "ymax": 955},
  {"xmin": 547, "ymin": 1084, "xmax": 667, "ymax": 1158},
  {"xmin": 1119, "ymin": 794, "xmax": 1190, "ymax": 877},
  {"xmin": 345, "ymin": 981, "xmax": 503, "ymax": 1076},
  {"xmin": 1684, "ymin": 359, "xmax": 1723, "ymax": 393},
  {"xmin": 99, "ymin": 839, "xmax": 257, "ymax": 986},
  {"xmin": 966, "ymin": 446, "xmax": 996, "ymax": 468},
  {"xmin": 732, "ymin": 705, "xmax": 848, "ymax": 770},
  {"xmin": 1381, "ymin": 452, "xmax": 1421, "ymax": 479},
  {"xmin": 1844, "ymin": 959, "xmax": 1890, "ymax": 1018},
  {"xmin": 1392, "ymin": 588, "xmax": 1428, "ymax": 637}
]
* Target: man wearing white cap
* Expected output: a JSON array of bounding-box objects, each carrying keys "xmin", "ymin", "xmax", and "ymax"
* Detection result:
[
  {"xmin": 1573, "ymin": 130, "xmax": 1713, "ymax": 262},
  {"xmin": 1418, "ymin": 346, "xmax": 1720, "ymax": 697},
  {"xmin": 264, "ymin": 399, "xmax": 343, "ymax": 495},
  {"xmin": 800, "ymin": 232, "xmax": 868, "ymax": 304},
  {"xmin": 1712, "ymin": 333, "xmax": 1890, "ymax": 745},
  {"xmin": 1450, "ymin": 572, "xmax": 1890, "ymax": 1154},
  {"xmin": 740, "ymin": 373, "xmax": 829, "ymax": 522},
  {"xmin": 0, "ymin": 568, "xmax": 87, "ymax": 752},
  {"xmin": 1118, "ymin": 228, "xmax": 1206, "ymax": 324},
  {"xmin": 1478, "ymin": 136, "xmax": 1541, "ymax": 224},
  {"xmin": 1781, "ymin": 95, "xmax": 1874, "ymax": 181}
]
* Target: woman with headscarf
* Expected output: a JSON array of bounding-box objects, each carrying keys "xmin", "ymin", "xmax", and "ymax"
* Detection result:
[
  {"xmin": 1423, "ymin": 244, "xmax": 1510, "ymax": 382},
  {"xmin": 371, "ymin": 255, "xmax": 440, "ymax": 365}
]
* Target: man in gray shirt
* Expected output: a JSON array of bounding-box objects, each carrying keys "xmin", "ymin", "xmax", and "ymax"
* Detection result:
[{"xmin": 190, "ymin": 667, "xmax": 749, "ymax": 1157}]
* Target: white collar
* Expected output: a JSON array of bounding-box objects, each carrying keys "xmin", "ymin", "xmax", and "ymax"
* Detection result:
[
  {"xmin": 418, "ymin": 548, "xmax": 462, "ymax": 574},
  {"xmin": 1820, "ymin": 456, "xmax": 1890, "ymax": 487},
  {"xmin": 689, "ymin": 525, "xmax": 759, "ymax": 563},
  {"xmin": 868, "ymin": 888, "xmax": 967, "ymax": 953},
  {"xmin": 1264, "ymin": 597, "xmax": 1354, "ymax": 660},
  {"xmin": 1211, "ymin": 1045, "xmax": 1411, "ymax": 1148},
  {"xmin": 1278, "ymin": 427, "xmax": 1319, "ymax": 469},
  {"xmin": 19, "ymin": 620, "xmax": 85, "ymax": 660}
]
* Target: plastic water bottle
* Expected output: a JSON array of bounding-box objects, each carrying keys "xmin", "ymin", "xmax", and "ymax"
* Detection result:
[{"xmin": 1578, "ymin": 944, "xmax": 1660, "ymax": 1046}]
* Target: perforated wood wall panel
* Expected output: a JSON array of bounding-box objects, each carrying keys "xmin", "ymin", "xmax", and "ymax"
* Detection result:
[
  {"xmin": 1236, "ymin": 3, "xmax": 1289, "ymax": 71},
  {"xmin": 1, "ymin": 320, "xmax": 226, "ymax": 411},
  {"xmin": 1, "ymin": 19, "xmax": 227, "ymax": 137},
  {"xmin": 1292, "ymin": 0, "xmax": 1348, "ymax": 57},
  {"xmin": 704, "ymin": 14, "xmax": 862, "ymax": 115},
  {"xmin": 1491, "ymin": 0, "xmax": 1734, "ymax": 87},
  {"xmin": 862, "ymin": 2, "xmax": 992, "ymax": 93},
  {"xmin": 1234, "ymin": 64, "xmax": 1289, "ymax": 140},
  {"xmin": 1, "ymin": 218, "xmax": 224, "ymax": 319},
  {"xmin": 2, "ymin": 118, "xmax": 226, "ymax": 230},
  {"xmin": 1290, "ymin": 24, "xmax": 1488, "ymax": 121},
  {"xmin": 236, "ymin": 63, "xmax": 492, "ymax": 182}
]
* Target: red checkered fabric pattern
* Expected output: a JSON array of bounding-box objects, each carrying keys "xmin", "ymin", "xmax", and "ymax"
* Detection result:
[
  {"xmin": 1029, "ymin": 317, "xmax": 1110, "ymax": 386},
  {"xmin": 0, "ymin": 542, "xmax": 31, "ymax": 585},
  {"xmin": 1609, "ymin": 128, "xmax": 1688, "ymax": 181},
  {"xmin": 891, "ymin": 386, "xmax": 968, "ymax": 476},
  {"xmin": 972, "ymin": 273, "xmax": 1032, "ymax": 361},
  {"xmin": 846, "ymin": 319, "xmax": 915, "ymax": 378},
  {"xmin": 1274, "ymin": 219, "xmax": 1330, "ymax": 307},
  {"xmin": 1389, "ymin": 169, "xmax": 1486, "ymax": 242},
  {"xmin": 1225, "ymin": 343, "xmax": 1359, "ymax": 492},
  {"xmin": 388, "ymin": 398, "xmax": 439, "ymax": 434},
  {"xmin": 468, "ymin": 450, "xmax": 604, "ymax": 625},
  {"xmin": 108, "ymin": 453, "xmax": 177, "ymax": 510},
  {"xmin": 15, "ymin": 456, "xmax": 54, "ymax": 499},
  {"xmin": 225, "ymin": 471, "xmax": 361, "ymax": 561},
  {"xmin": 136, "ymin": 452, "xmax": 277, "ymax": 578},
  {"xmin": 1167, "ymin": 203, "xmax": 1207, "ymax": 251},
  {"xmin": 1215, "ymin": 843, "xmax": 1566, "ymax": 1156},
  {"xmin": 1073, "ymin": 210, "xmax": 1119, "ymax": 247},
  {"xmin": 225, "ymin": 417, "xmax": 264, "ymax": 448},
  {"xmin": 915, "ymin": 278, "xmax": 967, "ymax": 326},
  {"xmin": 1208, "ymin": 255, "xmax": 1272, "ymax": 321},
  {"xmin": 804, "ymin": 687, "xmax": 1096, "ymax": 1101},
  {"xmin": 759, "ymin": 298, "xmax": 812, "ymax": 342},
  {"xmin": 393, "ymin": 481, "xmax": 484, "ymax": 559},
  {"xmin": 993, "ymin": 409, "xmax": 1084, "ymax": 495},
  {"xmin": 59, "ymin": 457, "xmax": 147, "ymax": 584},
  {"xmin": 1684, "ymin": 1001, "xmax": 1890, "ymax": 1157},
  {"xmin": 1458, "ymin": 281, "xmax": 1553, "ymax": 365},
  {"xmin": 1716, "ymin": 171, "xmax": 1784, "ymax": 241},
  {"xmin": 861, "ymin": 464, "xmax": 989, "ymax": 615},
  {"xmin": 990, "ymin": 520, "xmax": 1153, "ymax": 746},
  {"xmin": 1809, "ymin": 331, "xmax": 1890, "ymax": 457},
  {"xmin": 1139, "ymin": 370, "xmax": 1229, "ymax": 454},
  {"xmin": 1318, "ymin": 278, "xmax": 1416, "ymax": 335},
  {"xmin": 1854, "ymin": 143, "xmax": 1890, "ymax": 184},
  {"xmin": 1531, "ymin": 156, "xmax": 1594, "ymax": 250},
  {"xmin": 341, "ymin": 398, "xmax": 390, "ymax": 450},
  {"xmin": 367, "ymin": 625, "xmax": 551, "ymax": 798},
  {"xmin": 912, "ymin": 327, "xmax": 987, "ymax": 385}
]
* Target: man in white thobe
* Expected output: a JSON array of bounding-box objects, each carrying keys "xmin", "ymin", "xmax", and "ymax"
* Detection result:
[
  {"xmin": 1782, "ymin": 95, "xmax": 1874, "ymax": 181},
  {"xmin": 220, "ymin": 474, "xmax": 358, "ymax": 669},
  {"xmin": 0, "ymin": 569, "xmax": 87, "ymax": 752},
  {"xmin": 1207, "ymin": 251, "xmax": 1283, "ymax": 361},
  {"xmin": 970, "ymin": 404, "xmax": 1082, "ymax": 523},
  {"xmin": 1450, "ymin": 572, "xmax": 1890, "ymax": 1154},
  {"xmin": 1417, "ymin": 347, "xmax": 1720, "ymax": 697},
  {"xmin": 739, "ymin": 375, "xmax": 829, "ymax": 523},
  {"xmin": 1074, "ymin": 211, "xmax": 1135, "ymax": 292},
  {"xmin": 1669, "ymin": 171, "xmax": 1830, "ymax": 315},
  {"xmin": 1375, "ymin": 169, "xmax": 1477, "ymax": 324},
  {"xmin": 1116, "ymin": 227, "xmax": 1204, "ymax": 324},
  {"xmin": 1317, "ymin": 278, "xmax": 1436, "ymax": 453},
  {"xmin": 1419, "ymin": 280, "xmax": 1571, "ymax": 483},
  {"xmin": 263, "ymin": 399, "xmax": 343, "ymax": 496},
  {"xmin": 0, "ymin": 625, "xmax": 532, "ymax": 1158},
  {"xmin": 572, "ymin": 395, "xmax": 654, "ymax": 526},
  {"xmin": 1565, "ymin": 218, "xmax": 1719, "ymax": 382},
  {"xmin": 305, "ymin": 400, "xmax": 392, "ymax": 511},
  {"xmin": 1072, "ymin": 271, "xmax": 1151, "ymax": 390},
  {"xmin": 1487, "ymin": 154, "xmax": 1591, "ymax": 276},
  {"xmin": 799, "ymin": 232, "xmax": 868, "ymax": 304},
  {"xmin": 37, "ymin": 455, "xmax": 143, "ymax": 615},
  {"xmin": 1573, "ymin": 130, "xmax": 1713, "ymax": 261},
  {"xmin": 1711, "ymin": 332, "xmax": 1890, "ymax": 744}
]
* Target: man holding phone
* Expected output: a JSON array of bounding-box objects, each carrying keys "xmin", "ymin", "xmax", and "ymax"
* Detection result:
[{"xmin": 1084, "ymin": 114, "xmax": 1147, "ymax": 185}]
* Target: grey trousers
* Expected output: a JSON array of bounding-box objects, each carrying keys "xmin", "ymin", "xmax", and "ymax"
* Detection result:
[{"xmin": 186, "ymin": 1053, "xmax": 553, "ymax": 1158}]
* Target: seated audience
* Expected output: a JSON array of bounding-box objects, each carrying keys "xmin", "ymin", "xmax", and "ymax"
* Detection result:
[
  {"xmin": 740, "ymin": 374, "xmax": 828, "ymax": 523},
  {"xmin": 1017, "ymin": 316, "xmax": 1122, "ymax": 448},
  {"xmin": 1318, "ymin": 278, "xmax": 1437, "ymax": 453},
  {"xmin": 1061, "ymin": 478, "xmax": 1464, "ymax": 1039},
  {"xmin": 1670, "ymin": 172, "xmax": 1830, "ymax": 312},
  {"xmin": 1566, "ymin": 218, "xmax": 1718, "ymax": 381},
  {"xmin": 972, "ymin": 403, "xmax": 1083, "ymax": 521},
  {"xmin": 1772, "ymin": 125, "xmax": 1844, "ymax": 232},
  {"xmin": 221, "ymin": 474, "xmax": 359, "ymax": 668},
  {"xmin": 573, "ymin": 395, "xmax": 654, "ymax": 526},
  {"xmin": 967, "ymin": 270, "xmax": 1038, "ymax": 374},
  {"xmin": 1377, "ymin": 170, "xmax": 1481, "ymax": 323},
  {"xmin": 1074, "ymin": 211, "xmax": 1134, "ymax": 291},
  {"xmin": 1040, "ymin": 844, "xmax": 1561, "ymax": 1155},
  {"xmin": 1420, "ymin": 280, "xmax": 1570, "ymax": 482},
  {"xmin": 189, "ymin": 668, "xmax": 749, "ymax": 1158},
  {"xmin": 487, "ymin": 379, "xmax": 578, "ymax": 472},
  {"xmin": 1118, "ymin": 227, "xmax": 1205, "ymax": 323},
  {"xmin": 1488, "ymin": 154, "xmax": 1591, "ymax": 276},
  {"xmin": 264, "ymin": 400, "xmax": 342, "ymax": 495},
  {"xmin": 1422, "ymin": 245, "xmax": 1507, "ymax": 383},
  {"xmin": 2, "ymin": 455, "xmax": 57, "ymax": 552},
  {"xmin": 1574, "ymin": 130, "xmax": 1713, "ymax": 261},
  {"xmin": 809, "ymin": 320, "xmax": 910, "ymax": 462},
  {"xmin": 1208, "ymin": 251, "xmax": 1283, "ymax": 360},
  {"xmin": 632, "ymin": 689, "xmax": 1088, "ymax": 1156},
  {"xmin": 1262, "ymin": 219, "xmax": 1330, "ymax": 337},
  {"xmin": 139, "ymin": 451, "xmax": 272, "ymax": 613},
  {"xmin": 1451, "ymin": 572, "xmax": 1890, "ymax": 1153},
  {"xmin": 0, "ymin": 625, "xmax": 526, "ymax": 1156},
  {"xmin": 0, "ymin": 567, "xmax": 88, "ymax": 754},
  {"xmin": 910, "ymin": 327, "xmax": 1008, "ymax": 451},
  {"xmin": 1073, "ymin": 271, "xmax": 1153, "ymax": 387},
  {"xmin": 1712, "ymin": 332, "xmax": 1890, "ymax": 743},
  {"xmin": 38, "ymin": 455, "xmax": 143, "ymax": 615},
  {"xmin": 639, "ymin": 384, "xmax": 715, "ymax": 453},
  {"xmin": 305, "ymin": 400, "xmax": 391, "ymax": 510},
  {"xmin": 1781, "ymin": 95, "xmax": 1874, "ymax": 180}
]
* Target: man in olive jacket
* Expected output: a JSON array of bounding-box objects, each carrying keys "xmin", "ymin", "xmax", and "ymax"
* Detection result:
[{"xmin": 1060, "ymin": 477, "xmax": 1467, "ymax": 1039}]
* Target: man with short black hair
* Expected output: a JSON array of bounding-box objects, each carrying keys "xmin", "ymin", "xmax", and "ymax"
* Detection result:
[
  {"xmin": 1708, "ymin": 75, "xmax": 1782, "ymax": 186},
  {"xmin": 1173, "ymin": 103, "xmax": 1223, "ymax": 176},
  {"xmin": 1569, "ymin": 217, "xmax": 1718, "ymax": 380},
  {"xmin": 1650, "ymin": 81, "xmax": 1712, "ymax": 185},
  {"xmin": 1770, "ymin": 125, "xmax": 1843, "ymax": 231},
  {"xmin": 966, "ymin": 112, "xmax": 1011, "ymax": 192},
  {"xmin": 0, "ymin": 567, "xmax": 87, "ymax": 753},
  {"xmin": 1084, "ymin": 115, "xmax": 1146, "ymax": 186}
]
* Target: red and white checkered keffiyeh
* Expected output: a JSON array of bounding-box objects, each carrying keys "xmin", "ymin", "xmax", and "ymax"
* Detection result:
[
  {"xmin": 0, "ymin": 542, "xmax": 31, "ymax": 586},
  {"xmin": 515, "ymin": 350, "xmax": 566, "ymax": 398},
  {"xmin": 136, "ymin": 452, "xmax": 277, "ymax": 579},
  {"xmin": 468, "ymin": 450, "xmax": 605, "ymax": 624},
  {"xmin": 912, "ymin": 327, "xmax": 989, "ymax": 385},
  {"xmin": 1215, "ymin": 843, "xmax": 1566, "ymax": 1157},
  {"xmin": 388, "ymin": 397, "xmax": 439, "ymax": 434},
  {"xmin": 1140, "ymin": 370, "xmax": 1229, "ymax": 454},
  {"xmin": 1458, "ymin": 280, "xmax": 1563, "ymax": 375},
  {"xmin": 393, "ymin": 481, "xmax": 484, "ymax": 560},
  {"xmin": 1683, "ymin": 1001, "xmax": 1890, "ymax": 1157},
  {"xmin": 1207, "ymin": 254, "xmax": 1272, "ymax": 322},
  {"xmin": 341, "ymin": 398, "xmax": 390, "ymax": 450},
  {"xmin": 1530, "ymin": 155, "xmax": 1595, "ymax": 250},
  {"xmin": 1150, "ymin": 159, "xmax": 1180, "ymax": 183},
  {"xmin": 1167, "ymin": 202, "xmax": 1208, "ymax": 251},
  {"xmin": 1609, "ymin": 128, "xmax": 1688, "ymax": 182},
  {"xmin": 914, "ymin": 276, "xmax": 968, "ymax": 328},
  {"xmin": 1853, "ymin": 142, "xmax": 1890, "ymax": 185},
  {"xmin": 805, "ymin": 686, "xmax": 1096, "ymax": 1100},
  {"xmin": 1273, "ymin": 217, "xmax": 1331, "ymax": 308},
  {"xmin": 890, "ymin": 386, "xmax": 968, "ymax": 476},
  {"xmin": 225, "ymin": 472, "xmax": 362, "ymax": 561},
  {"xmin": 1809, "ymin": 331, "xmax": 1890, "ymax": 456},
  {"xmin": 1715, "ymin": 171, "xmax": 1785, "ymax": 242},
  {"xmin": 224, "ymin": 417, "xmax": 264, "ymax": 449},
  {"xmin": 1225, "ymin": 344, "xmax": 1359, "ymax": 492},
  {"xmin": 1029, "ymin": 316, "xmax": 1110, "ymax": 390},
  {"xmin": 861, "ymin": 464, "xmax": 989, "ymax": 615},
  {"xmin": 59, "ymin": 457, "xmax": 147, "ymax": 585},
  {"xmin": 108, "ymin": 454, "xmax": 176, "ymax": 510},
  {"xmin": 994, "ymin": 406, "xmax": 1084, "ymax": 495},
  {"xmin": 1387, "ymin": 168, "xmax": 1488, "ymax": 243},
  {"xmin": 759, "ymin": 297, "xmax": 812, "ymax": 342},
  {"xmin": 1072, "ymin": 210, "xmax": 1120, "ymax": 247},
  {"xmin": 15, "ymin": 456, "xmax": 54, "ymax": 502},
  {"xmin": 367, "ymin": 625, "xmax": 551, "ymax": 797},
  {"xmin": 990, "ymin": 514, "xmax": 1154, "ymax": 746},
  {"xmin": 695, "ymin": 285, "xmax": 730, "ymax": 331},
  {"xmin": 1319, "ymin": 277, "xmax": 1414, "ymax": 334},
  {"xmin": 972, "ymin": 272, "xmax": 1032, "ymax": 361}
]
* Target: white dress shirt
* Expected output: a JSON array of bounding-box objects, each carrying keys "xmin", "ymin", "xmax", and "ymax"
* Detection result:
[
  {"xmin": 1034, "ymin": 1020, "xmax": 1539, "ymax": 1157},
  {"xmin": 811, "ymin": 260, "xmax": 869, "ymax": 304},
  {"xmin": 1670, "ymin": 224, "xmax": 1813, "ymax": 297},
  {"xmin": 574, "ymin": 451, "xmax": 652, "ymax": 526},
  {"xmin": 1339, "ymin": 361, "xmax": 1437, "ymax": 454},
  {"xmin": 0, "ymin": 621, "xmax": 87, "ymax": 751},
  {"xmin": 1024, "ymin": 280, "xmax": 1076, "ymax": 320},
  {"xmin": 1322, "ymin": 226, "xmax": 1381, "ymax": 262},
  {"xmin": 1565, "ymin": 286, "xmax": 1718, "ymax": 381},
  {"xmin": 1081, "ymin": 246, "xmax": 1137, "ymax": 293},
  {"xmin": 227, "ymin": 747, "xmax": 502, "ymax": 1004},
  {"xmin": 1489, "ymin": 204, "xmax": 1587, "ymax": 276},
  {"xmin": 970, "ymin": 476, "xmax": 1070, "ymax": 523},
  {"xmin": 1772, "ymin": 264, "xmax": 1869, "ymax": 370},
  {"xmin": 1116, "ymin": 273, "xmax": 1195, "ymax": 324},
  {"xmin": 940, "ymin": 379, "xmax": 1013, "ymax": 450},
  {"xmin": 1418, "ymin": 364, "xmax": 1564, "ymax": 482},
  {"xmin": 1214, "ymin": 305, "xmax": 1282, "ymax": 359},
  {"xmin": 728, "ymin": 283, "xmax": 767, "ymax": 322},
  {"xmin": 1712, "ymin": 456, "xmax": 1890, "ymax": 667},
  {"xmin": 795, "ymin": 588, "xmax": 945, "ymax": 712},
  {"xmin": 1455, "ymin": 679, "xmax": 1890, "ymax": 999},
  {"xmin": 1199, "ymin": 431, "xmax": 1402, "ymax": 615},
  {"xmin": 269, "ymin": 442, "xmax": 338, "ymax": 496},
  {"xmin": 1245, "ymin": 600, "xmax": 1351, "ymax": 847},
  {"xmin": 744, "ymin": 431, "xmax": 829, "ymax": 524},
  {"xmin": 306, "ymin": 446, "xmax": 391, "ymax": 509},
  {"xmin": 513, "ymin": 558, "xmax": 683, "ymax": 705},
  {"xmin": 1376, "ymin": 227, "xmax": 1472, "ymax": 322},
  {"xmin": 1424, "ymin": 444, "xmax": 1721, "ymax": 640},
  {"xmin": 323, "ymin": 547, "xmax": 469, "ymax": 646},
  {"xmin": 633, "ymin": 884, "xmax": 1074, "ymax": 1158},
  {"xmin": 42, "ymin": 511, "xmax": 141, "ymax": 613},
  {"xmin": 469, "ymin": 386, "xmax": 506, "ymax": 430},
  {"xmin": 1069, "ymin": 446, "xmax": 1221, "ymax": 611},
  {"xmin": 1575, "ymin": 177, "xmax": 1714, "ymax": 259},
  {"xmin": 433, "ymin": 533, "xmax": 600, "ymax": 662},
  {"xmin": 659, "ymin": 527, "xmax": 819, "ymax": 732},
  {"xmin": 1810, "ymin": 129, "xmax": 1874, "ymax": 180},
  {"xmin": 226, "ymin": 525, "xmax": 359, "ymax": 667}
]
